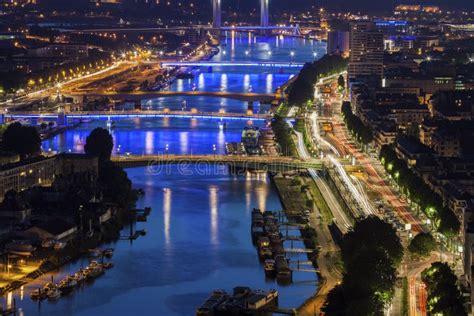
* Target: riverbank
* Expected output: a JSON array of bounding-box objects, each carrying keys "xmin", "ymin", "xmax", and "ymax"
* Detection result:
[
  {"xmin": 0, "ymin": 211, "xmax": 128, "ymax": 296},
  {"xmin": 272, "ymin": 174, "xmax": 342, "ymax": 315}
]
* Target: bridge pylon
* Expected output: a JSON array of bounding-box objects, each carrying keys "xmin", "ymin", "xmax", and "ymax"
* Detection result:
[
  {"xmin": 212, "ymin": 0, "xmax": 221, "ymax": 29},
  {"xmin": 260, "ymin": 0, "xmax": 269, "ymax": 34}
]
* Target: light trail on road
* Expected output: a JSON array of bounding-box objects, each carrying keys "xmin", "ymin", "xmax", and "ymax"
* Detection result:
[{"xmin": 291, "ymin": 122, "xmax": 351, "ymax": 232}]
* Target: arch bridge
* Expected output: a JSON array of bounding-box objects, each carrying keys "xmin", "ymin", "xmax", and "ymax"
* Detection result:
[{"xmin": 111, "ymin": 154, "xmax": 324, "ymax": 172}]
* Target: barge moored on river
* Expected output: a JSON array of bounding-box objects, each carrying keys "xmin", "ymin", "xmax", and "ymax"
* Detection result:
[
  {"xmin": 251, "ymin": 208, "xmax": 293, "ymax": 283},
  {"xmin": 196, "ymin": 287, "xmax": 278, "ymax": 316}
]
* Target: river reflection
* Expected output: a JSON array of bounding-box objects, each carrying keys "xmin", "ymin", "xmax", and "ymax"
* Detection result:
[
  {"xmin": 4, "ymin": 168, "xmax": 317, "ymax": 316},
  {"xmin": 15, "ymin": 34, "xmax": 324, "ymax": 315}
]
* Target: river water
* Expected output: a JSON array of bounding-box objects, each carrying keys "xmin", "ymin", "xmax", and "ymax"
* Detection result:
[{"xmin": 5, "ymin": 33, "xmax": 326, "ymax": 315}]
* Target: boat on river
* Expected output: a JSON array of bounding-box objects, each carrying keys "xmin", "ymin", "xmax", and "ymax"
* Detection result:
[
  {"xmin": 47, "ymin": 288, "xmax": 61, "ymax": 300},
  {"xmin": 196, "ymin": 287, "xmax": 278, "ymax": 316},
  {"xmin": 264, "ymin": 259, "xmax": 276, "ymax": 278},
  {"xmin": 58, "ymin": 276, "xmax": 77, "ymax": 294}
]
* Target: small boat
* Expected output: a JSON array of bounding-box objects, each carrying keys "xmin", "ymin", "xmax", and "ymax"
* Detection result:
[
  {"xmin": 47, "ymin": 288, "xmax": 61, "ymax": 300},
  {"xmin": 30, "ymin": 288, "xmax": 47, "ymax": 300},
  {"xmin": 86, "ymin": 263, "xmax": 104, "ymax": 279},
  {"xmin": 103, "ymin": 248, "xmax": 114, "ymax": 258},
  {"xmin": 58, "ymin": 276, "xmax": 77, "ymax": 294},
  {"xmin": 136, "ymin": 188, "xmax": 145, "ymax": 195},
  {"xmin": 88, "ymin": 249, "xmax": 102, "ymax": 257},
  {"xmin": 264, "ymin": 259, "xmax": 276, "ymax": 278},
  {"xmin": 103, "ymin": 262, "xmax": 114, "ymax": 269},
  {"xmin": 144, "ymin": 207, "xmax": 152, "ymax": 215},
  {"xmin": 73, "ymin": 270, "xmax": 86, "ymax": 283}
]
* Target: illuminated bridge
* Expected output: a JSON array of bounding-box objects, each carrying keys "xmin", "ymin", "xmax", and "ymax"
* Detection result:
[
  {"xmin": 161, "ymin": 61, "xmax": 305, "ymax": 68},
  {"xmin": 111, "ymin": 154, "xmax": 324, "ymax": 172},
  {"xmin": 76, "ymin": 91, "xmax": 281, "ymax": 103},
  {"xmin": 4, "ymin": 110, "xmax": 270, "ymax": 122}
]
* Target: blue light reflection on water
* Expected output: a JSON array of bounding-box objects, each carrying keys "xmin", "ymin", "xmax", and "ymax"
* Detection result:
[
  {"xmin": 17, "ymin": 34, "xmax": 326, "ymax": 315},
  {"xmin": 3, "ymin": 168, "xmax": 317, "ymax": 316}
]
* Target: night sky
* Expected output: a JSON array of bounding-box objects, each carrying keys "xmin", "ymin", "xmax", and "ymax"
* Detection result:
[{"xmin": 38, "ymin": 0, "xmax": 474, "ymax": 13}]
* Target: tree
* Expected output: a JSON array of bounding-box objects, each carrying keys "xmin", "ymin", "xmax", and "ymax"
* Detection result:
[
  {"xmin": 2, "ymin": 122, "xmax": 41, "ymax": 157},
  {"xmin": 337, "ymin": 74, "xmax": 345, "ymax": 91},
  {"xmin": 408, "ymin": 232, "xmax": 437, "ymax": 257},
  {"xmin": 323, "ymin": 216, "xmax": 403, "ymax": 315},
  {"xmin": 83, "ymin": 129, "xmax": 137, "ymax": 210},
  {"xmin": 84, "ymin": 127, "xmax": 113, "ymax": 162},
  {"xmin": 422, "ymin": 262, "xmax": 466, "ymax": 316},
  {"xmin": 288, "ymin": 54, "xmax": 348, "ymax": 106},
  {"xmin": 99, "ymin": 160, "xmax": 137, "ymax": 210}
]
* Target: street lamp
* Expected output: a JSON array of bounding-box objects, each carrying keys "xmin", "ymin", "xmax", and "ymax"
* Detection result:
[
  {"xmin": 313, "ymin": 52, "xmax": 318, "ymax": 58},
  {"xmin": 245, "ymin": 50, "xmax": 250, "ymax": 56},
  {"xmin": 165, "ymin": 144, "xmax": 169, "ymax": 156},
  {"xmin": 212, "ymin": 144, "xmax": 217, "ymax": 156},
  {"xmin": 290, "ymin": 51, "xmax": 295, "ymax": 58}
]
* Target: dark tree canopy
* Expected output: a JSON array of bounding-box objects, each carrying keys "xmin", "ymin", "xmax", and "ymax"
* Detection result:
[
  {"xmin": 1, "ymin": 122, "xmax": 41, "ymax": 157},
  {"xmin": 83, "ymin": 129, "xmax": 136, "ymax": 210},
  {"xmin": 323, "ymin": 216, "xmax": 403, "ymax": 315},
  {"xmin": 341, "ymin": 102, "xmax": 373, "ymax": 145},
  {"xmin": 288, "ymin": 54, "xmax": 347, "ymax": 106},
  {"xmin": 408, "ymin": 232, "xmax": 437, "ymax": 257},
  {"xmin": 337, "ymin": 74, "xmax": 345, "ymax": 90},
  {"xmin": 84, "ymin": 127, "xmax": 114, "ymax": 162},
  {"xmin": 379, "ymin": 145, "xmax": 460, "ymax": 237},
  {"xmin": 422, "ymin": 262, "xmax": 466, "ymax": 316}
]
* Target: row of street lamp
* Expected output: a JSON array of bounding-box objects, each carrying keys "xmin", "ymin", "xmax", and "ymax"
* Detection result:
[{"xmin": 221, "ymin": 50, "xmax": 318, "ymax": 58}]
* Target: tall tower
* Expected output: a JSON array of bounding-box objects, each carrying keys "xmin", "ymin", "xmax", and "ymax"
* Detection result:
[
  {"xmin": 348, "ymin": 21, "xmax": 384, "ymax": 83},
  {"xmin": 212, "ymin": 0, "xmax": 221, "ymax": 29},
  {"xmin": 260, "ymin": 0, "xmax": 269, "ymax": 28}
]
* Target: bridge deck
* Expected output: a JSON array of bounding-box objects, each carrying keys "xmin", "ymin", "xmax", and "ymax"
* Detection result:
[
  {"xmin": 109, "ymin": 154, "xmax": 324, "ymax": 170},
  {"xmin": 6, "ymin": 110, "xmax": 270, "ymax": 120},
  {"xmin": 78, "ymin": 90, "xmax": 280, "ymax": 102},
  {"xmin": 161, "ymin": 61, "xmax": 305, "ymax": 68}
]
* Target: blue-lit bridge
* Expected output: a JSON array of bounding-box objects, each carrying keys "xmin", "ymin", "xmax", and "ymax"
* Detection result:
[
  {"xmin": 111, "ymin": 154, "xmax": 324, "ymax": 172},
  {"xmin": 161, "ymin": 61, "xmax": 305, "ymax": 68},
  {"xmin": 74, "ymin": 91, "xmax": 281, "ymax": 103},
  {"xmin": 4, "ymin": 110, "xmax": 271, "ymax": 123}
]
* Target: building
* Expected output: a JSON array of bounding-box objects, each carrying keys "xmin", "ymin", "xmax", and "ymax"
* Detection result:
[
  {"xmin": 395, "ymin": 137, "xmax": 433, "ymax": 166},
  {"xmin": 25, "ymin": 218, "xmax": 77, "ymax": 242},
  {"xmin": 431, "ymin": 90, "xmax": 474, "ymax": 121},
  {"xmin": 0, "ymin": 154, "xmax": 99, "ymax": 201},
  {"xmin": 327, "ymin": 31, "xmax": 349, "ymax": 56},
  {"xmin": 27, "ymin": 44, "xmax": 89, "ymax": 61},
  {"xmin": 374, "ymin": 121, "xmax": 397, "ymax": 148},
  {"xmin": 432, "ymin": 129, "xmax": 462, "ymax": 158},
  {"xmin": 348, "ymin": 21, "xmax": 384, "ymax": 84}
]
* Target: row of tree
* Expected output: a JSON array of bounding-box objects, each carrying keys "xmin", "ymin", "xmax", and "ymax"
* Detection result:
[
  {"xmin": 341, "ymin": 101, "xmax": 373, "ymax": 145},
  {"xmin": 421, "ymin": 262, "xmax": 466, "ymax": 316},
  {"xmin": 287, "ymin": 54, "xmax": 347, "ymax": 106},
  {"xmin": 379, "ymin": 145, "xmax": 460, "ymax": 237},
  {"xmin": 271, "ymin": 115, "xmax": 297, "ymax": 157},
  {"xmin": 1, "ymin": 122, "xmax": 41, "ymax": 157},
  {"xmin": 323, "ymin": 216, "xmax": 404, "ymax": 315}
]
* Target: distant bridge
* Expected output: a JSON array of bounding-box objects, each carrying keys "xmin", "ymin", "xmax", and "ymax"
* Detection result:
[
  {"xmin": 161, "ymin": 61, "xmax": 305, "ymax": 68},
  {"xmin": 111, "ymin": 154, "xmax": 324, "ymax": 171},
  {"xmin": 5, "ymin": 110, "xmax": 270, "ymax": 121},
  {"xmin": 61, "ymin": 25, "xmax": 300, "ymax": 34}
]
